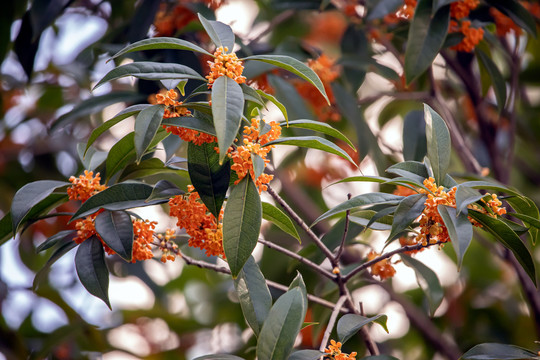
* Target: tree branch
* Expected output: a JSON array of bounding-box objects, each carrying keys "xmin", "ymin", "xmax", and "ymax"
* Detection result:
[{"xmin": 319, "ymin": 296, "xmax": 348, "ymax": 352}]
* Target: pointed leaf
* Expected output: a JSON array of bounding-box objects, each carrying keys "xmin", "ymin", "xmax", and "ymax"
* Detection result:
[
  {"xmin": 438, "ymin": 205, "xmax": 473, "ymax": 268},
  {"xmin": 288, "ymin": 350, "xmax": 325, "ymax": 360},
  {"xmin": 120, "ymin": 158, "xmax": 187, "ymax": 181},
  {"xmin": 367, "ymin": 0, "xmax": 404, "ymax": 20},
  {"xmin": 95, "ymin": 210, "xmax": 134, "ymax": 262},
  {"xmin": 94, "ymin": 62, "xmax": 204, "ymax": 90},
  {"xmin": 110, "ymin": 37, "xmax": 212, "ymax": 59},
  {"xmin": 241, "ymin": 83, "xmax": 265, "ymax": 107},
  {"xmin": 468, "ymin": 210, "xmax": 536, "ymax": 286},
  {"xmin": 455, "ymin": 185, "xmax": 483, "ymax": 215},
  {"xmin": 223, "ymin": 177, "xmax": 262, "ymax": 277},
  {"xmin": 234, "ymin": 256, "xmax": 272, "ymax": 337},
  {"xmin": 424, "ymin": 104, "xmax": 451, "ymax": 186},
  {"xmin": 386, "ymin": 161, "xmax": 429, "ymax": 184},
  {"xmin": 146, "ymin": 180, "xmax": 185, "ymax": 202},
  {"xmin": 0, "ymin": 212, "xmax": 13, "ymax": 246},
  {"xmin": 388, "ymin": 194, "xmax": 427, "ymax": 241},
  {"xmin": 404, "ymin": 0, "xmax": 450, "ymax": 83},
  {"xmin": 262, "ymin": 202, "xmax": 300, "ymax": 241},
  {"xmin": 251, "ymin": 153, "xmax": 266, "ymax": 179},
  {"xmin": 134, "ymin": 105, "xmax": 165, "ymax": 162},
  {"xmin": 11, "ymin": 180, "xmax": 69, "ymax": 232},
  {"xmin": 476, "ymin": 49, "xmax": 506, "ymax": 111},
  {"xmin": 281, "ymin": 119, "xmax": 355, "ymax": 149},
  {"xmin": 162, "ymin": 116, "xmax": 217, "ymax": 136},
  {"xmin": 33, "ymin": 238, "xmax": 77, "ymax": 290},
  {"xmin": 198, "ymin": 14, "xmax": 235, "ymax": 51},
  {"xmin": 72, "ymin": 183, "xmax": 167, "ymax": 220},
  {"xmin": 244, "ymin": 54, "xmax": 329, "ymax": 104},
  {"xmin": 256, "ymin": 90, "xmax": 288, "ymax": 123},
  {"xmin": 265, "ymin": 136, "xmax": 356, "ymax": 166},
  {"xmin": 401, "ymin": 255, "xmax": 444, "ymax": 316},
  {"xmin": 337, "ymin": 314, "xmax": 388, "ymax": 344},
  {"xmin": 462, "ymin": 343, "xmax": 540, "ymax": 360},
  {"xmin": 403, "ymin": 110, "xmax": 427, "ymax": 161},
  {"xmin": 75, "ymin": 236, "xmax": 111, "ymax": 309},
  {"xmin": 257, "ymin": 288, "xmax": 306, "ymax": 360},
  {"xmin": 313, "ymin": 193, "xmax": 403, "ymax": 226},
  {"xmin": 36, "ymin": 230, "xmax": 76, "ymax": 253},
  {"xmin": 330, "ymin": 176, "xmax": 392, "ymax": 186},
  {"xmin": 188, "ymin": 141, "xmax": 230, "ymax": 218},
  {"xmin": 212, "ymin": 76, "xmax": 244, "ymax": 163}
]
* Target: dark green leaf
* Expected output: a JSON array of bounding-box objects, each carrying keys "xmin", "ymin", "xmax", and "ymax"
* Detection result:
[
  {"xmin": 188, "ymin": 141, "xmax": 230, "ymax": 218},
  {"xmin": 36, "ymin": 230, "xmax": 76, "ymax": 253},
  {"xmin": 404, "ymin": 0, "xmax": 450, "ymax": 83},
  {"xmin": 265, "ymin": 136, "xmax": 356, "ymax": 165},
  {"xmin": 349, "ymin": 209, "xmax": 394, "ymax": 231},
  {"xmin": 257, "ymin": 288, "xmax": 307, "ymax": 360},
  {"xmin": 330, "ymin": 176, "xmax": 393, "ymax": 186},
  {"xmin": 146, "ymin": 180, "xmax": 185, "ymax": 202},
  {"xmin": 120, "ymin": 158, "xmax": 187, "ymax": 181},
  {"xmin": 234, "ymin": 256, "xmax": 272, "ymax": 337},
  {"xmin": 134, "ymin": 105, "xmax": 165, "ymax": 162},
  {"xmin": 362, "ymin": 356, "xmax": 400, "ymax": 360},
  {"xmin": 281, "ymin": 119, "xmax": 355, "ymax": 149},
  {"xmin": 244, "ymin": 54, "xmax": 329, "ymax": 104},
  {"xmin": 313, "ymin": 193, "xmax": 403, "ymax": 225},
  {"xmin": 424, "ymin": 104, "xmax": 451, "ymax": 186},
  {"xmin": 367, "ymin": 0, "xmax": 404, "ymax": 20},
  {"xmin": 386, "ymin": 161, "xmax": 429, "ymax": 184},
  {"xmin": 288, "ymin": 350, "xmax": 325, "ymax": 360},
  {"xmin": 337, "ymin": 314, "xmax": 389, "ymax": 344},
  {"xmin": 110, "ymin": 37, "xmax": 212, "ymax": 59},
  {"xmin": 0, "ymin": 212, "xmax": 13, "ymax": 246},
  {"xmin": 468, "ymin": 210, "xmax": 536, "ymax": 286},
  {"xmin": 198, "ymin": 13, "xmax": 235, "ymax": 51},
  {"xmin": 403, "ymin": 110, "xmax": 427, "ymax": 161},
  {"xmin": 256, "ymin": 90, "xmax": 288, "ymax": 123},
  {"xmin": 95, "ymin": 210, "xmax": 134, "ymax": 262},
  {"xmin": 262, "ymin": 202, "xmax": 300, "ymax": 241},
  {"xmin": 241, "ymin": 83, "xmax": 265, "ymax": 107},
  {"xmin": 388, "ymin": 194, "xmax": 427, "ymax": 241},
  {"xmin": 11, "ymin": 180, "xmax": 68, "ymax": 232},
  {"xmin": 75, "ymin": 236, "xmax": 111, "ymax": 309},
  {"xmin": 162, "ymin": 116, "xmax": 217, "ymax": 136},
  {"xmin": 401, "ymin": 255, "xmax": 444, "ymax": 316},
  {"xmin": 438, "ymin": 205, "xmax": 473, "ymax": 268},
  {"xmin": 72, "ymin": 183, "xmax": 167, "ymax": 220},
  {"xmin": 223, "ymin": 177, "xmax": 262, "ymax": 277},
  {"xmin": 461, "ymin": 343, "xmax": 540, "ymax": 359},
  {"xmin": 33, "ymin": 238, "xmax": 77, "ymax": 290},
  {"xmin": 476, "ymin": 49, "xmax": 507, "ymax": 111},
  {"xmin": 85, "ymin": 104, "xmax": 152, "ymax": 156},
  {"xmin": 212, "ymin": 76, "xmax": 245, "ymax": 163},
  {"xmin": 455, "ymin": 185, "xmax": 483, "ymax": 215}
]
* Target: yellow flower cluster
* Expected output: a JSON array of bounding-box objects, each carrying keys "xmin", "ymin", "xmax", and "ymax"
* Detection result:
[
  {"xmin": 206, "ymin": 46, "xmax": 246, "ymax": 87},
  {"xmin": 324, "ymin": 339, "xmax": 357, "ymax": 360}
]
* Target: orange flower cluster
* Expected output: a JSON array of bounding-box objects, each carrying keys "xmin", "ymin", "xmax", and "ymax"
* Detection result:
[
  {"xmin": 153, "ymin": 0, "xmax": 225, "ymax": 37},
  {"xmin": 132, "ymin": 219, "xmax": 157, "ymax": 262},
  {"xmin": 324, "ymin": 339, "xmax": 357, "ymax": 360},
  {"xmin": 490, "ymin": 8, "xmax": 522, "ymax": 36},
  {"xmin": 450, "ymin": 0, "xmax": 479, "ymax": 20},
  {"xmin": 169, "ymin": 186, "xmax": 224, "ymax": 257},
  {"xmin": 367, "ymin": 250, "xmax": 397, "ymax": 280},
  {"xmin": 384, "ymin": 0, "xmax": 417, "ymax": 24},
  {"xmin": 450, "ymin": 20, "xmax": 484, "ymax": 52},
  {"xmin": 393, "ymin": 185, "xmax": 417, "ymax": 197},
  {"xmin": 295, "ymin": 54, "xmax": 341, "ymax": 122},
  {"xmin": 68, "ymin": 170, "xmax": 107, "ymax": 202},
  {"xmin": 229, "ymin": 118, "xmax": 282, "ymax": 193},
  {"xmin": 206, "ymin": 47, "xmax": 246, "ymax": 88}
]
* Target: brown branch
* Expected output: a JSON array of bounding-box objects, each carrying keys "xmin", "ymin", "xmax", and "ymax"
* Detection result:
[
  {"xmin": 335, "ymin": 193, "xmax": 352, "ymax": 262},
  {"xmin": 319, "ymin": 296, "xmax": 348, "ymax": 352}
]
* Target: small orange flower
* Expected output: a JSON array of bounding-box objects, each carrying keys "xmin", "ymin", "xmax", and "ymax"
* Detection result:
[
  {"xmin": 490, "ymin": 7, "xmax": 522, "ymax": 36},
  {"xmin": 132, "ymin": 219, "xmax": 157, "ymax": 262},
  {"xmin": 206, "ymin": 46, "xmax": 246, "ymax": 88},
  {"xmin": 450, "ymin": 20, "xmax": 484, "ymax": 52},
  {"xmin": 384, "ymin": 0, "xmax": 417, "ymax": 24},
  {"xmin": 450, "ymin": 0, "xmax": 480, "ymax": 20},
  {"xmin": 68, "ymin": 170, "xmax": 107, "ymax": 202},
  {"xmin": 367, "ymin": 251, "xmax": 396, "ymax": 280},
  {"xmin": 324, "ymin": 339, "xmax": 357, "ymax": 360}
]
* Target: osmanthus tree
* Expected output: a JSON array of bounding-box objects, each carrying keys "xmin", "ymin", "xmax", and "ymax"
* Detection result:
[{"xmin": 1, "ymin": 0, "xmax": 540, "ymax": 359}]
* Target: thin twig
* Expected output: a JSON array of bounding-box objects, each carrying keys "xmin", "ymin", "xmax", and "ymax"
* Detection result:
[
  {"xmin": 319, "ymin": 296, "xmax": 348, "ymax": 352},
  {"xmin": 258, "ymin": 238, "xmax": 336, "ymax": 280}
]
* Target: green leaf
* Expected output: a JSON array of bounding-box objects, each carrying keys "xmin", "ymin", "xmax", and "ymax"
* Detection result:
[
  {"xmin": 0, "ymin": 212, "xmax": 13, "ymax": 246},
  {"xmin": 337, "ymin": 314, "xmax": 389, "ymax": 344},
  {"xmin": 234, "ymin": 256, "xmax": 272, "ymax": 337},
  {"xmin": 241, "ymin": 83, "xmax": 265, "ymax": 107},
  {"xmin": 95, "ymin": 210, "xmax": 134, "ymax": 262},
  {"xmin": 330, "ymin": 176, "xmax": 393, "ymax": 186},
  {"xmin": 404, "ymin": 0, "xmax": 450, "ymax": 84},
  {"xmin": 110, "ymin": 37, "xmax": 212, "ymax": 59},
  {"xmin": 11, "ymin": 180, "xmax": 68, "ymax": 232},
  {"xmin": 134, "ymin": 105, "xmax": 165, "ymax": 163},
  {"xmin": 256, "ymin": 90, "xmax": 288, "ymax": 123},
  {"xmin": 265, "ymin": 136, "xmax": 356, "ymax": 166},
  {"xmin": 188, "ymin": 141, "xmax": 230, "ymax": 218},
  {"xmin": 251, "ymin": 153, "xmax": 266, "ymax": 179},
  {"xmin": 94, "ymin": 62, "xmax": 205, "ymax": 90},
  {"xmin": 193, "ymin": 355, "xmax": 245, "ymax": 360},
  {"xmin": 257, "ymin": 288, "xmax": 307, "ymax": 360},
  {"xmin": 75, "ymin": 236, "xmax": 111, "ymax": 309},
  {"xmin": 243, "ymin": 54, "xmax": 329, "ymax": 104},
  {"xmin": 120, "ymin": 158, "xmax": 187, "ymax": 181},
  {"xmin": 72, "ymin": 183, "xmax": 167, "ymax": 220},
  {"xmin": 313, "ymin": 193, "xmax": 403, "ymax": 226},
  {"xmin": 388, "ymin": 194, "xmax": 427, "ymax": 241},
  {"xmin": 288, "ymin": 350, "xmax": 325, "ymax": 360},
  {"xmin": 262, "ymin": 202, "xmax": 300, "ymax": 241},
  {"xmin": 367, "ymin": 0, "xmax": 404, "ymax": 20},
  {"xmin": 485, "ymin": 0, "xmax": 537, "ymax": 37},
  {"xmin": 438, "ymin": 205, "xmax": 473, "ymax": 269},
  {"xmin": 461, "ymin": 343, "xmax": 540, "ymax": 359},
  {"xmin": 386, "ymin": 161, "xmax": 429, "ymax": 185},
  {"xmin": 198, "ymin": 13, "xmax": 235, "ymax": 51},
  {"xmin": 162, "ymin": 116, "xmax": 217, "ymax": 136},
  {"xmin": 36, "ymin": 230, "xmax": 76, "ymax": 253},
  {"xmin": 403, "ymin": 110, "xmax": 427, "ymax": 161},
  {"xmin": 212, "ymin": 76, "xmax": 245, "ymax": 163},
  {"xmin": 85, "ymin": 104, "xmax": 152, "ymax": 156},
  {"xmin": 281, "ymin": 119, "xmax": 355, "ymax": 149},
  {"xmin": 223, "ymin": 177, "xmax": 262, "ymax": 277},
  {"xmin": 288, "ymin": 272, "xmax": 307, "ymax": 309},
  {"xmin": 351, "ymin": 207, "xmax": 396, "ymax": 231},
  {"xmin": 468, "ymin": 210, "xmax": 537, "ymax": 286},
  {"xmin": 33, "ymin": 238, "xmax": 77, "ymax": 290},
  {"xmin": 51, "ymin": 92, "xmax": 145, "ymax": 130},
  {"xmin": 455, "ymin": 185, "xmax": 483, "ymax": 215},
  {"xmin": 476, "ymin": 49, "xmax": 507, "ymax": 111},
  {"xmin": 424, "ymin": 104, "xmax": 451, "ymax": 186},
  {"xmin": 401, "ymin": 255, "xmax": 444, "ymax": 316},
  {"xmin": 146, "ymin": 180, "xmax": 185, "ymax": 202}
]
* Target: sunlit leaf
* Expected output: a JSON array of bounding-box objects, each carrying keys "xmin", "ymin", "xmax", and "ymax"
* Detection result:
[
  {"xmin": 280, "ymin": 119, "xmax": 355, "ymax": 149},
  {"xmin": 262, "ymin": 202, "xmax": 300, "ymax": 241}
]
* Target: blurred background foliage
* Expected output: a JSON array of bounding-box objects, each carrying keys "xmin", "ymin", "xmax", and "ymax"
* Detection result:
[{"xmin": 1, "ymin": 0, "xmax": 540, "ymax": 359}]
